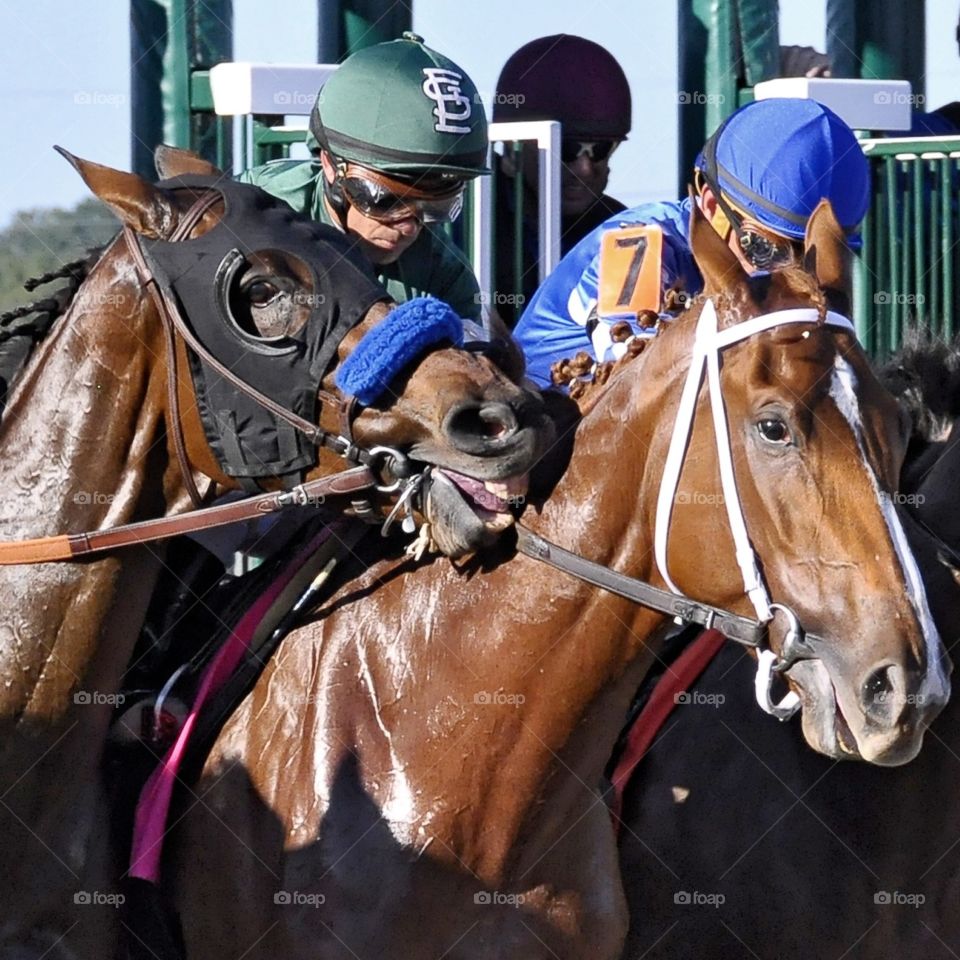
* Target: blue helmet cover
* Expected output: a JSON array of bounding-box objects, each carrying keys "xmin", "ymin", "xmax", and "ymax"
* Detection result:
[{"xmin": 695, "ymin": 98, "xmax": 870, "ymax": 247}]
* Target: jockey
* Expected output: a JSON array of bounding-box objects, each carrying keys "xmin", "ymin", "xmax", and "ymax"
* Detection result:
[
  {"xmin": 491, "ymin": 34, "xmax": 632, "ymax": 326},
  {"xmin": 240, "ymin": 33, "xmax": 489, "ymax": 319},
  {"xmin": 513, "ymin": 98, "xmax": 871, "ymax": 387}
]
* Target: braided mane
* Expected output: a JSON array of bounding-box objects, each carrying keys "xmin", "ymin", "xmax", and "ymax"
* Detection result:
[
  {"xmin": 0, "ymin": 247, "xmax": 104, "ymax": 411},
  {"xmin": 549, "ymin": 287, "xmax": 693, "ymax": 412},
  {"xmin": 0, "ymin": 247, "xmax": 102, "ymax": 339}
]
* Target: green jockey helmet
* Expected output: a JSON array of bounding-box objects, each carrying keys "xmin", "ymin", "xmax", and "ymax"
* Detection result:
[{"xmin": 309, "ymin": 33, "xmax": 490, "ymax": 181}]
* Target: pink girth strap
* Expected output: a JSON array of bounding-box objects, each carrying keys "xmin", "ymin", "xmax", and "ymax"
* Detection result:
[
  {"xmin": 609, "ymin": 628, "xmax": 726, "ymax": 831},
  {"xmin": 129, "ymin": 524, "xmax": 342, "ymax": 881}
]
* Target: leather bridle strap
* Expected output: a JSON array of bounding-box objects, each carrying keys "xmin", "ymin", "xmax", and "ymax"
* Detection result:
[
  {"xmin": 124, "ymin": 192, "xmax": 221, "ymax": 508},
  {"xmin": 516, "ymin": 524, "xmax": 765, "ymax": 648},
  {"xmin": 516, "ymin": 523, "xmax": 826, "ymax": 672},
  {"xmin": 122, "ymin": 225, "xmax": 362, "ymax": 464},
  {"xmin": 0, "ymin": 466, "xmax": 376, "ymax": 565},
  {"xmin": 515, "ymin": 523, "xmax": 828, "ymax": 662}
]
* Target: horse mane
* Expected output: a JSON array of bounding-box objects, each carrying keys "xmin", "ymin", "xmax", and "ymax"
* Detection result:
[
  {"xmin": 0, "ymin": 246, "xmax": 104, "ymax": 401},
  {"xmin": 0, "ymin": 247, "xmax": 102, "ymax": 334},
  {"xmin": 550, "ymin": 319, "xmax": 660, "ymax": 410},
  {"xmin": 878, "ymin": 326, "xmax": 960, "ymax": 442}
]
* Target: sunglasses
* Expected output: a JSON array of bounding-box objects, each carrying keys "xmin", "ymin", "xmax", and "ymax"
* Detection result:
[
  {"xmin": 336, "ymin": 165, "xmax": 465, "ymax": 224},
  {"xmin": 560, "ymin": 139, "xmax": 620, "ymax": 164}
]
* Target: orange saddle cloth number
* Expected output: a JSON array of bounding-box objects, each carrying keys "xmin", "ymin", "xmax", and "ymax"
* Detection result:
[{"xmin": 597, "ymin": 224, "xmax": 663, "ymax": 320}]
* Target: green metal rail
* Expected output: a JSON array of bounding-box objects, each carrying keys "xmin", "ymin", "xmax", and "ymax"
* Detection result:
[{"xmin": 856, "ymin": 136, "xmax": 960, "ymax": 356}]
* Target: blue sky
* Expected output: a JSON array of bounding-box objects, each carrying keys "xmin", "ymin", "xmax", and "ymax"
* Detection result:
[{"xmin": 1, "ymin": 0, "xmax": 958, "ymax": 228}]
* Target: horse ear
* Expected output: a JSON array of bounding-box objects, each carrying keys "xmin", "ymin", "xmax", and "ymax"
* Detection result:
[
  {"xmin": 55, "ymin": 146, "xmax": 172, "ymax": 239},
  {"xmin": 803, "ymin": 199, "xmax": 851, "ymax": 314},
  {"xmin": 154, "ymin": 144, "xmax": 222, "ymax": 179},
  {"xmin": 688, "ymin": 187, "xmax": 747, "ymax": 294}
]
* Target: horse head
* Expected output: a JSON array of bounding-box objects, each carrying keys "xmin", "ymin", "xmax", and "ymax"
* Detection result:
[
  {"xmin": 657, "ymin": 199, "xmax": 950, "ymax": 765},
  {"xmin": 59, "ymin": 146, "xmax": 553, "ymax": 558}
]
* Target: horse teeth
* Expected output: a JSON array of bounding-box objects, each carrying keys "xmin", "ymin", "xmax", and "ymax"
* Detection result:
[{"xmin": 482, "ymin": 473, "xmax": 529, "ymax": 501}]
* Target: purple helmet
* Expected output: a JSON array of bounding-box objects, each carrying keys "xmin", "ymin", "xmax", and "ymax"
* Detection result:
[{"xmin": 493, "ymin": 35, "xmax": 631, "ymax": 141}]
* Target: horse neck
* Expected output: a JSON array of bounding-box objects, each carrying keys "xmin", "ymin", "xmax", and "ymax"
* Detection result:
[
  {"xmin": 529, "ymin": 323, "xmax": 688, "ymax": 574},
  {"xmin": 497, "ymin": 327, "xmax": 692, "ymax": 801},
  {"xmin": 0, "ymin": 234, "xmax": 179, "ymax": 726}
]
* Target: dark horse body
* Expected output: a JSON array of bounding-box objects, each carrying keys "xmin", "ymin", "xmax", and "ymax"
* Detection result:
[
  {"xmin": 0, "ymin": 148, "xmax": 550, "ymax": 959},
  {"xmin": 618, "ymin": 334, "xmax": 960, "ymax": 960},
  {"xmin": 164, "ymin": 204, "xmax": 949, "ymax": 959}
]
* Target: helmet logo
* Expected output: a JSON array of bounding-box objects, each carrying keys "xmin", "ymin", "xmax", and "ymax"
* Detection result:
[{"xmin": 421, "ymin": 68, "xmax": 472, "ymax": 134}]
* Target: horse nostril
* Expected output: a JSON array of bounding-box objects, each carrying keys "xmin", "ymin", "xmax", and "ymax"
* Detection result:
[
  {"xmin": 863, "ymin": 667, "xmax": 893, "ymax": 704},
  {"xmin": 444, "ymin": 402, "xmax": 519, "ymax": 453},
  {"xmin": 860, "ymin": 662, "xmax": 906, "ymax": 722}
]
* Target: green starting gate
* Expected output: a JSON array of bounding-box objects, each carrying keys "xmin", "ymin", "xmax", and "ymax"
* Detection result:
[
  {"xmin": 201, "ymin": 70, "xmax": 960, "ymax": 356},
  {"xmin": 855, "ymin": 135, "xmax": 960, "ymax": 357}
]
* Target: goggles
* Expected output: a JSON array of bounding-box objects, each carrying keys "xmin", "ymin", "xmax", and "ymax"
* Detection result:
[
  {"xmin": 694, "ymin": 169, "xmax": 795, "ymax": 271},
  {"xmin": 335, "ymin": 163, "xmax": 465, "ymax": 224},
  {"xmin": 560, "ymin": 139, "xmax": 620, "ymax": 164},
  {"xmin": 735, "ymin": 226, "xmax": 795, "ymax": 270}
]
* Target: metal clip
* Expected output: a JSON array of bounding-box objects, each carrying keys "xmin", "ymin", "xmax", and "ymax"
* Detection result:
[
  {"xmin": 768, "ymin": 602, "xmax": 813, "ymax": 672},
  {"xmin": 754, "ymin": 648, "xmax": 801, "ymax": 720},
  {"xmin": 367, "ymin": 445, "xmax": 411, "ymax": 494},
  {"xmin": 381, "ymin": 471, "xmax": 426, "ymax": 538}
]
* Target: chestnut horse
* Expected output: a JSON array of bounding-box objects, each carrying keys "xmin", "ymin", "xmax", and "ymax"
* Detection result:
[
  {"xmin": 167, "ymin": 202, "xmax": 949, "ymax": 959},
  {"xmin": 616, "ymin": 332, "xmax": 960, "ymax": 960},
  {"xmin": 0, "ymin": 149, "xmax": 550, "ymax": 959}
]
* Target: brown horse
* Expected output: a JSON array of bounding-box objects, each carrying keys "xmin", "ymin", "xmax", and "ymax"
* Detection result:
[
  {"xmin": 168, "ymin": 202, "xmax": 950, "ymax": 959},
  {"xmin": 0, "ymin": 149, "xmax": 550, "ymax": 959}
]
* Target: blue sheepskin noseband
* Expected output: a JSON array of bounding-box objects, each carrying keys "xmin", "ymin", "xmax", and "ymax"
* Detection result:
[{"xmin": 335, "ymin": 296, "xmax": 465, "ymax": 405}]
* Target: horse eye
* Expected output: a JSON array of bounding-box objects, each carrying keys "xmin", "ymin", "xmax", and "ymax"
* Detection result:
[
  {"xmin": 757, "ymin": 417, "xmax": 790, "ymax": 444},
  {"xmin": 246, "ymin": 280, "xmax": 280, "ymax": 306}
]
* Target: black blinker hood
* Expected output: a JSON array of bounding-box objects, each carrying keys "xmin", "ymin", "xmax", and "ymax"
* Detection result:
[{"xmin": 139, "ymin": 175, "xmax": 387, "ymax": 487}]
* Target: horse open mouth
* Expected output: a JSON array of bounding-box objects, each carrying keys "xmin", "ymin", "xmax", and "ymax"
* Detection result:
[
  {"xmin": 433, "ymin": 469, "xmax": 529, "ymax": 533},
  {"xmin": 832, "ymin": 696, "xmax": 859, "ymax": 757},
  {"xmin": 422, "ymin": 469, "xmax": 530, "ymax": 558}
]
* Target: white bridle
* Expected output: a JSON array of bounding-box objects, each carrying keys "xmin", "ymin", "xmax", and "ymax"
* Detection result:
[{"xmin": 654, "ymin": 300, "xmax": 856, "ymax": 719}]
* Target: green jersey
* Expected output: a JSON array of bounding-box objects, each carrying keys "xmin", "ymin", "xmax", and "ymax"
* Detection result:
[{"xmin": 238, "ymin": 160, "xmax": 481, "ymax": 320}]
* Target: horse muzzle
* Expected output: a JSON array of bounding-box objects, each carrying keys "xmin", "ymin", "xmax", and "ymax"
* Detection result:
[{"xmin": 787, "ymin": 647, "xmax": 951, "ymax": 766}]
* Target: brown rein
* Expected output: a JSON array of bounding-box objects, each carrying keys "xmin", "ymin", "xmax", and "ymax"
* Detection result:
[{"xmin": 0, "ymin": 467, "xmax": 376, "ymax": 565}]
